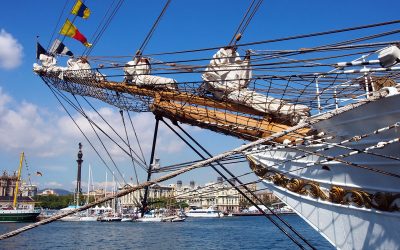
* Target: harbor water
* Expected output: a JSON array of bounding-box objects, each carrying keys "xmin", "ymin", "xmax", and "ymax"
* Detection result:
[{"xmin": 0, "ymin": 215, "xmax": 334, "ymax": 249}]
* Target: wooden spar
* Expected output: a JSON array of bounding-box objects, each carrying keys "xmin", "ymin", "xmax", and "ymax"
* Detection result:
[
  {"xmin": 151, "ymin": 100, "xmax": 310, "ymax": 142},
  {"xmin": 93, "ymin": 80, "xmax": 266, "ymax": 116},
  {"xmin": 45, "ymin": 74, "xmax": 310, "ymax": 141}
]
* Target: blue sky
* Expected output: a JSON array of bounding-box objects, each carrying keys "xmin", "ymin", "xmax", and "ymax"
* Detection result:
[{"xmin": 0, "ymin": 0, "xmax": 399, "ymax": 191}]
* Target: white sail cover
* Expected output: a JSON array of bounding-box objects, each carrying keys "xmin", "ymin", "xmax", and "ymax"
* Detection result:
[
  {"xmin": 67, "ymin": 58, "xmax": 91, "ymax": 71},
  {"xmin": 33, "ymin": 54, "xmax": 65, "ymax": 75},
  {"xmin": 124, "ymin": 58, "xmax": 177, "ymax": 90},
  {"xmin": 202, "ymin": 47, "xmax": 252, "ymax": 91},
  {"xmin": 66, "ymin": 58, "xmax": 106, "ymax": 81},
  {"xmin": 39, "ymin": 54, "xmax": 57, "ymax": 67},
  {"xmin": 202, "ymin": 48, "xmax": 310, "ymax": 123}
]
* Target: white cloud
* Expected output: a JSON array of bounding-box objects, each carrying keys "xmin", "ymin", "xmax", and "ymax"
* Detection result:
[
  {"xmin": 57, "ymin": 108, "xmax": 186, "ymax": 160},
  {"xmin": 0, "ymin": 29, "xmax": 23, "ymax": 69},
  {"xmin": 0, "ymin": 88, "xmax": 203, "ymax": 189},
  {"xmin": 0, "ymin": 87, "xmax": 191, "ymax": 164},
  {"xmin": 44, "ymin": 181, "xmax": 64, "ymax": 188}
]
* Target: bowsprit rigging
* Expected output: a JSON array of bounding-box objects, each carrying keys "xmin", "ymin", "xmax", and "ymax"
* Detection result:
[{"xmin": 3, "ymin": 1, "xmax": 400, "ymax": 249}]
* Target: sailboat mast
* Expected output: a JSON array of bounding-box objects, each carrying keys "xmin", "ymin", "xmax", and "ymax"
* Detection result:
[
  {"xmin": 86, "ymin": 164, "xmax": 91, "ymax": 216},
  {"xmin": 13, "ymin": 152, "xmax": 24, "ymax": 209},
  {"xmin": 112, "ymin": 172, "xmax": 115, "ymax": 213},
  {"xmin": 105, "ymin": 172, "xmax": 107, "ymax": 198}
]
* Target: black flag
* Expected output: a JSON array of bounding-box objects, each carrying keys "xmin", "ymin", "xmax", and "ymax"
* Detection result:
[{"xmin": 36, "ymin": 42, "xmax": 47, "ymax": 59}]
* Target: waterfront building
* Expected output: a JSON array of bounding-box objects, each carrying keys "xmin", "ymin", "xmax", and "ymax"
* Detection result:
[
  {"xmin": 117, "ymin": 179, "xmax": 276, "ymax": 213},
  {"xmin": 119, "ymin": 184, "xmax": 174, "ymax": 209},
  {"xmin": 173, "ymin": 178, "xmax": 258, "ymax": 213},
  {"xmin": 38, "ymin": 189, "xmax": 59, "ymax": 196},
  {"xmin": 0, "ymin": 171, "xmax": 36, "ymax": 208},
  {"xmin": 20, "ymin": 182, "xmax": 38, "ymax": 197},
  {"xmin": 0, "ymin": 171, "xmax": 17, "ymax": 197},
  {"xmin": 255, "ymin": 190, "xmax": 279, "ymax": 205}
]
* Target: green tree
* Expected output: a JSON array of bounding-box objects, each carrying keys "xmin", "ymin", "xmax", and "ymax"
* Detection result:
[{"xmin": 34, "ymin": 194, "xmax": 76, "ymax": 209}]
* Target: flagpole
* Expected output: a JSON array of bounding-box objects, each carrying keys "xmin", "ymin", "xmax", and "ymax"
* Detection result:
[{"xmin": 36, "ymin": 35, "xmax": 39, "ymax": 63}]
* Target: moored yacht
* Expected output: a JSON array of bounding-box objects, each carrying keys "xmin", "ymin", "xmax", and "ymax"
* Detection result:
[{"xmin": 186, "ymin": 206, "xmax": 223, "ymax": 218}]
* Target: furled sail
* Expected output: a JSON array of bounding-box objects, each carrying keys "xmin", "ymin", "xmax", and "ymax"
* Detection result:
[
  {"xmin": 202, "ymin": 47, "xmax": 310, "ymax": 124},
  {"xmin": 124, "ymin": 57, "xmax": 177, "ymax": 90}
]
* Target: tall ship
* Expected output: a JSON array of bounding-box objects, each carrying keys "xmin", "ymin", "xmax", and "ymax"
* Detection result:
[
  {"xmin": 0, "ymin": 153, "xmax": 41, "ymax": 222},
  {"xmin": 14, "ymin": 0, "xmax": 400, "ymax": 249}
]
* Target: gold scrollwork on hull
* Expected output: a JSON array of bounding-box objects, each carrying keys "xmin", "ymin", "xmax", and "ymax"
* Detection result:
[
  {"xmin": 329, "ymin": 186, "xmax": 346, "ymax": 204},
  {"xmin": 248, "ymin": 158, "xmax": 400, "ymax": 212}
]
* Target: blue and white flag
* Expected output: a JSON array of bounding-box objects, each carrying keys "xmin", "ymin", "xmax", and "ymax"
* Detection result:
[{"xmin": 49, "ymin": 39, "xmax": 74, "ymax": 56}]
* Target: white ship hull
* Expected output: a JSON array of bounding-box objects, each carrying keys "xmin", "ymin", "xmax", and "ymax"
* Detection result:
[{"xmin": 248, "ymin": 94, "xmax": 400, "ymax": 250}]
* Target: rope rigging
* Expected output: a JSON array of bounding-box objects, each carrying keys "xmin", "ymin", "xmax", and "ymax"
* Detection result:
[
  {"xmin": 119, "ymin": 110, "xmax": 141, "ymax": 187},
  {"xmin": 50, "ymin": 86, "xmax": 148, "ymax": 170},
  {"xmin": 0, "ymin": 97, "xmax": 379, "ymax": 240},
  {"xmin": 163, "ymin": 120, "xmax": 316, "ymax": 249},
  {"xmin": 126, "ymin": 111, "xmax": 147, "ymax": 165},
  {"xmin": 70, "ymin": 93, "xmax": 129, "ymax": 184},
  {"xmin": 229, "ymin": 0, "xmax": 263, "ymax": 46},
  {"xmin": 46, "ymin": 0, "xmax": 70, "ymax": 50},
  {"xmin": 28, "ymin": 3, "xmax": 400, "ymax": 248},
  {"xmin": 141, "ymin": 19, "xmax": 400, "ymax": 57},
  {"xmin": 135, "ymin": 0, "xmax": 172, "ymax": 57},
  {"xmin": 80, "ymin": 96, "xmax": 147, "ymax": 168},
  {"xmin": 84, "ymin": 0, "xmax": 125, "ymax": 56},
  {"xmin": 44, "ymin": 81, "xmax": 125, "ymax": 187}
]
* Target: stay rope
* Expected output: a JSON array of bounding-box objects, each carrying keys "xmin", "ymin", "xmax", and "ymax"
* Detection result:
[{"xmin": 0, "ymin": 93, "xmax": 376, "ymax": 240}]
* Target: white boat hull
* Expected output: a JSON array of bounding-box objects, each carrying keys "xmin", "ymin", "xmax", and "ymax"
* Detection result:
[
  {"xmin": 186, "ymin": 212, "xmax": 222, "ymax": 218},
  {"xmin": 249, "ymin": 94, "xmax": 400, "ymax": 250},
  {"xmin": 79, "ymin": 216, "xmax": 99, "ymax": 222},
  {"xmin": 100, "ymin": 217, "xmax": 122, "ymax": 222},
  {"xmin": 121, "ymin": 218, "xmax": 133, "ymax": 222},
  {"xmin": 136, "ymin": 217, "xmax": 163, "ymax": 222},
  {"xmin": 59, "ymin": 216, "xmax": 81, "ymax": 222}
]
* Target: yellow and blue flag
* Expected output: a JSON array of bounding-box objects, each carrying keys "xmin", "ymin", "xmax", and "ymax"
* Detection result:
[{"xmin": 71, "ymin": 0, "xmax": 91, "ymax": 19}]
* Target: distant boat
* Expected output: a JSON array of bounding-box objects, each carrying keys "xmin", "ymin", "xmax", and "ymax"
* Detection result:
[
  {"xmin": 121, "ymin": 217, "xmax": 133, "ymax": 222},
  {"xmin": 79, "ymin": 215, "xmax": 99, "ymax": 222},
  {"xmin": 136, "ymin": 217, "xmax": 163, "ymax": 222},
  {"xmin": 136, "ymin": 210, "xmax": 163, "ymax": 222},
  {"xmin": 59, "ymin": 162, "xmax": 101, "ymax": 222},
  {"xmin": 79, "ymin": 164, "xmax": 100, "ymax": 222},
  {"xmin": 170, "ymin": 216, "xmax": 186, "ymax": 222},
  {"xmin": 232, "ymin": 204, "xmax": 295, "ymax": 216},
  {"xmin": 58, "ymin": 205, "xmax": 82, "ymax": 222},
  {"xmin": 99, "ymin": 214, "xmax": 122, "ymax": 222},
  {"xmin": 136, "ymin": 209, "xmax": 175, "ymax": 222},
  {"xmin": 0, "ymin": 153, "xmax": 41, "ymax": 222},
  {"xmin": 0, "ymin": 208, "xmax": 41, "ymax": 222},
  {"xmin": 186, "ymin": 206, "xmax": 223, "ymax": 218}
]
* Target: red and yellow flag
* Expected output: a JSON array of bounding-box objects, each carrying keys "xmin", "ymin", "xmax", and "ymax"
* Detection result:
[{"xmin": 60, "ymin": 19, "xmax": 92, "ymax": 47}]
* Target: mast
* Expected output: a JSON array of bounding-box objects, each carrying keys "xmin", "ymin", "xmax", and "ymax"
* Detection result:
[
  {"xmin": 13, "ymin": 152, "xmax": 24, "ymax": 209},
  {"xmin": 105, "ymin": 172, "xmax": 107, "ymax": 198},
  {"xmin": 141, "ymin": 116, "xmax": 160, "ymax": 216},
  {"xmin": 76, "ymin": 143, "xmax": 83, "ymax": 207},
  {"xmin": 112, "ymin": 172, "xmax": 115, "ymax": 214},
  {"xmin": 86, "ymin": 164, "xmax": 91, "ymax": 216}
]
